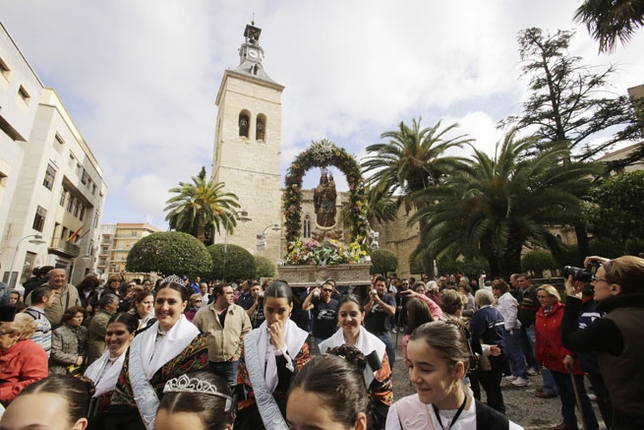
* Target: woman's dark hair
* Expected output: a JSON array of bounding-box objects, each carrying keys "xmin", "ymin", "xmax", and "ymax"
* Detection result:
[
  {"xmin": 491, "ymin": 278, "xmax": 510, "ymax": 294},
  {"xmin": 61, "ymin": 305, "xmax": 87, "ymax": 324},
  {"xmin": 406, "ymin": 298, "xmax": 433, "ymax": 335},
  {"xmin": 288, "ymin": 349, "xmax": 370, "ymax": 428},
  {"xmin": 337, "ymin": 294, "xmax": 364, "ymax": 313},
  {"xmin": 158, "ymin": 371, "xmax": 234, "ymax": 430},
  {"xmin": 158, "ymin": 280, "xmax": 191, "ymax": 302},
  {"xmin": 76, "ymin": 275, "xmax": 100, "ymax": 291},
  {"xmin": 107, "ymin": 312, "xmax": 139, "ymax": 334},
  {"xmin": 18, "ymin": 374, "xmax": 95, "ymax": 425},
  {"xmin": 264, "ymin": 280, "xmax": 293, "ymax": 305},
  {"xmin": 130, "ymin": 290, "xmax": 154, "ymax": 311}
]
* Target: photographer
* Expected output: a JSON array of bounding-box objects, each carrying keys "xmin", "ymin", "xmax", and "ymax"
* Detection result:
[{"xmin": 561, "ymin": 255, "xmax": 644, "ymax": 428}]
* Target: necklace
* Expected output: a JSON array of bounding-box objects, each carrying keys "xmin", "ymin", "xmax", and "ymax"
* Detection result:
[{"xmin": 432, "ymin": 395, "xmax": 467, "ymax": 430}]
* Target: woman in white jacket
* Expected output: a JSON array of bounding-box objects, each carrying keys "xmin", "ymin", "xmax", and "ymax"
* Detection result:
[{"xmin": 492, "ymin": 279, "xmax": 528, "ymax": 387}]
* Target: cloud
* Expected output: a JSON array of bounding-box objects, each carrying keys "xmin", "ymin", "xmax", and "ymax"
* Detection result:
[{"xmin": 2, "ymin": 0, "xmax": 643, "ymax": 228}]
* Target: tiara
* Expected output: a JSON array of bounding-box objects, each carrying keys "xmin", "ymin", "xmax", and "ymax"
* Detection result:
[
  {"xmin": 162, "ymin": 274, "xmax": 185, "ymax": 285},
  {"xmin": 163, "ymin": 375, "xmax": 233, "ymax": 411}
]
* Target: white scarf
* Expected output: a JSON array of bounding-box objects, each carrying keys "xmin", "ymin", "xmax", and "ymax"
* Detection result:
[
  {"xmin": 84, "ymin": 349, "xmax": 126, "ymax": 397},
  {"xmin": 319, "ymin": 326, "xmax": 386, "ymax": 386},
  {"xmin": 138, "ymin": 315, "xmax": 199, "ymax": 379},
  {"xmin": 254, "ymin": 319, "xmax": 308, "ymax": 393}
]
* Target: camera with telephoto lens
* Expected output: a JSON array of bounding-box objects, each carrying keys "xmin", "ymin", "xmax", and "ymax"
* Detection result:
[{"xmin": 562, "ymin": 261, "xmax": 602, "ymax": 283}]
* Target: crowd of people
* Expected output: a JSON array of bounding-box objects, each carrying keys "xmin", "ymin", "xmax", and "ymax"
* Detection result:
[{"xmin": 0, "ymin": 255, "xmax": 642, "ymax": 429}]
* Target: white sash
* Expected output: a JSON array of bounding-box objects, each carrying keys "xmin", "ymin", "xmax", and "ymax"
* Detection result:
[
  {"xmin": 129, "ymin": 315, "xmax": 200, "ymax": 430},
  {"xmin": 84, "ymin": 349, "xmax": 126, "ymax": 397},
  {"xmin": 319, "ymin": 325, "xmax": 386, "ymax": 386},
  {"xmin": 244, "ymin": 320, "xmax": 308, "ymax": 430},
  {"xmin": 129, "ymin": 333, "xmax": 159, "ymax": 430}
]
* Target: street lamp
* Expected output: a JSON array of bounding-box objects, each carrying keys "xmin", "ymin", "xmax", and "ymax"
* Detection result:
[
  {"xmin": 222, "ymin": 209, "xmax": 252, "ymax": 281},
  {"xmin": 9, "ymin": 234, "xmax": 47, "ymax": 288},
  {"xmin": 256, "ymin": 223, "xmax": 280, "ymax": 255}
]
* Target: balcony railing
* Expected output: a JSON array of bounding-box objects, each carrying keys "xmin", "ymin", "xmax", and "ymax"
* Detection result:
[{"xmin": 49, "ymin": 238, "xmax": 81, "ymax": 258}]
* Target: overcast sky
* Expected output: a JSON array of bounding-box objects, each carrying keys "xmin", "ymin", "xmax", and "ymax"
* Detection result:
[{"xmin": 2, "ymin": 1, "xmax": 643, "ymax": 229}]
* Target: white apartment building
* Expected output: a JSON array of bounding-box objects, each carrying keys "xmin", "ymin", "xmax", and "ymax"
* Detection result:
[{"xmin": 0, "ymin": 22, "xmax": 107, "ymax": 287}]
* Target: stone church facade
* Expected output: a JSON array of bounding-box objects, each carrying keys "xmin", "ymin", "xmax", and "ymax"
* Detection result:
[{"xmin": 211, "ymin": 23, "xmax": 419, "ymax": 276}]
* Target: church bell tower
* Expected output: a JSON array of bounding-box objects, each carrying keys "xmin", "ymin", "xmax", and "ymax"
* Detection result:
[{"xmin": 212, "ymin": 22, "xmax": 285, "ymax": 264}]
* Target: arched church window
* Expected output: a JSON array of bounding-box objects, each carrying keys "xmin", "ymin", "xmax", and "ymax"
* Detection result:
[
  {"xmin": 239, "ymin": 111, "xmax": 250, "ymax": 138},
  {"xmin": 303, "ymin": 215, "xmax": 311, "ymax": 238},
  {"xmin": 256, "ymin": 114, "xmax": 266, "ymax": 141}
]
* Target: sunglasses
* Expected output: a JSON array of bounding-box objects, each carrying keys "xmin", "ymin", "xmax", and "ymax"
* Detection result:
[{"xmin": 322, "ymin": 289, "xmax": 333, "ymax": 293}]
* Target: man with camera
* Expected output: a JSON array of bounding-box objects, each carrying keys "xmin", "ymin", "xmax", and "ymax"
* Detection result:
[
  {"xmin": 364, "ymin": 275, "xmax": 397, "ymax": 366},
  {"xmin": 302, "ymin": 280, "xmax": 339, "ymax": 345}
]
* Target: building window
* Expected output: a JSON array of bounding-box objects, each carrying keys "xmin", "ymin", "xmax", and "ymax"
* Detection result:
[
  {"xmin": 18, "ymin": 85, "xmax": 30, "ymax": 105},
  {"xmin": 239, "ymin": 111, "xmax": 250, "ymax": 137},
  {"xmin": 67, "ymin": 195, "xmax": 74, "ymax": 212},
  {"xmin": 0, "ymin": 56, "xmax": 10, "ymax": 80},
  {"xmin": 303, "ymin": 215, "xmax": 311, "ymax": 238},
  {"xmin": 0, "ymin": 171, "xmax": 7, "ymax": 187},
  {"xmin": 73, "ymin": 199, "xmax": 80, "ymax": 217},
  {"xmin": 32, "ymin": 206, "xmax": 47, "ymax": 232},
  {"xmin": 256, "ymin": 114, "xmax": 266, "ymax": 141},
  {"xmin": 59, "ymin": 189, "xmax": 66, "ymax": 206},
  {"xmin": 79, "ymin": 204, "xmax": 85, "ymax": 221},
  {"xmin": 81, "ymin": 169, "xmax": 89, "ymax": 185},
  {"xmin": 43, "ymin": 164, "xmax": 56, "ymax": 190},
  {"xmin": 55, "ymin": 133, "xmax": 64, "ymax": 145}
]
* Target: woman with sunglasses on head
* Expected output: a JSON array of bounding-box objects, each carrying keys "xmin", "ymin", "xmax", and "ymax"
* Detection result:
[
  {"xmin": 235, "ymin": 280, "xmax": 311, "ymax": 429},
  {"xmin": 184, "ymin": 293, "xmax": 203, "ymax": 322},
  {"xmin": 104, "ymin": 276, "xmax": 208, "ymax": 430},
  {"xmin": 319, "ymin": 294, "xmax": 393, "ymax": 429},
  {"xmin": 562, "ymin": 255, "xmax": 644, "ymax": 428}
]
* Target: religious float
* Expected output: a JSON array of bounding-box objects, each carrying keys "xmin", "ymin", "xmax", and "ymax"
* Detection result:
[{"xmin": 277, "ymin": 139, "xmax": 373, "ymax": 289}]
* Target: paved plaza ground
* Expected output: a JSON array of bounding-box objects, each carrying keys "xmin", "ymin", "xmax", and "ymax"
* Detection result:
[{"xmin": 390, "ymin": 333, "xmax": 606, "ymax": 430}]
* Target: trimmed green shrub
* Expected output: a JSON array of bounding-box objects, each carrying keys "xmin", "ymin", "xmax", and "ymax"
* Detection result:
[
  {"xmin": 255, "ymin": 255, "xmax": 276, "ymax": 278},
  {"xmin": 370, "ymin": 249, "xmax": 398, "ymax": 275},
  {"xmin": 521, "ymin": 250, "xmax": 557, "ymax": 277},
  {"xmin": 126, "ymin": 231, "xmax": 212, "ymax": 278},
  {"xmin": 208, "ymin": 243, "xmax": 256, "ymax": 282}
]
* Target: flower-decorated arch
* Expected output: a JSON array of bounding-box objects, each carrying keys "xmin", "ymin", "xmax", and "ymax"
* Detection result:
[{"xmin": 283, "ymin": 139, "xmax": 370, "ymax": 258}]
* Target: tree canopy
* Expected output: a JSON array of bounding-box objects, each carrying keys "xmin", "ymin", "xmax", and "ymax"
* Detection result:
[
  {"xmin": 126, "ymin": 231, "xmax": 212, "ymax": 278},
  {"xmin": 164, "ymin": 167, "xmax": 240, "ymax": 244},
  {"xmin": 574, "ymin": 0, "xmax": 644, "ymax": 52},
  {"xmin": 410, "ymin": 130, "xmax": 602, "ymax": 279}
]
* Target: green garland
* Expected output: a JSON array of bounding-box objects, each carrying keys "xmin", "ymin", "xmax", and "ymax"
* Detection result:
[{"xmin": 283, "ymin": 139, "xmax": 370, "ymax": 259}]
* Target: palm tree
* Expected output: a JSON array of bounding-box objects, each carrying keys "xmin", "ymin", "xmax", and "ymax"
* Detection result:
[
  {"xmin": 164, "ymin": 168, "xmax": 240, "ymax": 244},
  {"xmin": 362, "ymin": 118, "xmax": 472, "ymax": 276},
  {"xmin": 410, "ymin": 130, "xmax": 602, "ymax": 279},
  {"xmin": 574, "ymin": 0, "xmax": 644, "ymax": 52}
]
